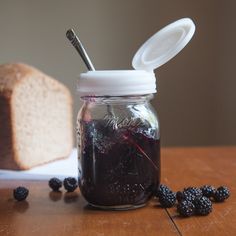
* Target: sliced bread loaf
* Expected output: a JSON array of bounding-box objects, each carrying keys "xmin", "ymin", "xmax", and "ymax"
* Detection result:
[{"xmin": 0, "ymin": 63, "xmax": 73, "ymax": 170}]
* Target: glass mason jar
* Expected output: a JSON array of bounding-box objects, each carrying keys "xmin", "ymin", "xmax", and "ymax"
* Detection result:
[
  {"xmin": 76, "ymin": 87, "xmax": 160, "ymax": 210},
  {"xmin": 74, "ymin": 17, "xmax": 195, "ymax": 210}
]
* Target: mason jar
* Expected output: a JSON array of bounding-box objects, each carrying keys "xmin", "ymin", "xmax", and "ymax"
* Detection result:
[
  {"xmin": 76, "ymin": 70, "xmax": 160, "ymax": 210},
  {"xmin": 75, "ymin": 18, "xmax": 195, "ymax": 210}
]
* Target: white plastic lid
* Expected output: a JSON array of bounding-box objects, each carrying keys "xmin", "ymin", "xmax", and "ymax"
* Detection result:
[
  {"xmin": 78, "ymin": 70, "xmax": 156, "ymax": 96},
  {"xmin": 132, "ymin": 18, "xmax": 195, "ymax": 71},
  {"xmin": 78, "ymin": 18, "xmax": 195, "ymax": 96}
]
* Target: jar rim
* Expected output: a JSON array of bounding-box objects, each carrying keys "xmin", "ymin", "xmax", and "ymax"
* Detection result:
[
  {"xmin": 77, "ymin": 70, "xmax": 156, "ymax": 97},
  {"xmin": 80, "ymin": 94, "xmax": 154, "ymax": 104}
]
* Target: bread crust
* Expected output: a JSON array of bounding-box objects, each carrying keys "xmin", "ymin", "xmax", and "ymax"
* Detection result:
[
  {"xmin": 0, "ymin": 94, "xmax": 19, "ymax": 169},
  {"xmin": 0, "ymin": 63, "xmax": 30, "ymax": 94}
]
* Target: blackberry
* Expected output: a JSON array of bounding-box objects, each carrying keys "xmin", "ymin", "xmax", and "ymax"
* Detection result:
[
  {"xmin": 200, "ymin": 185, "xmax": 216, "ymax": 198},
  {"xmin": 63, "ymin": 177, "xmax": 78, "ymax": 192},
  {"xmin": 177, "ymin": 200, "xmax": 195, "ymax": 217},
  {"xmin": 184, "ymin": 187, "xmax": 202, "ymax": 199},
  {"xmin": 194, "ymin": 196, "xmax": 212, "ymax": 215},
  {"xmin": 176, "ymin": 191, "xmax": 196, "ymax": 203},
  {"xmin": 49, "ymin": 177, "xmax": 62, "ymax": 191},
  {"xmin": 159, "ymin": 192, "xmax": 176, "ymax": 208},
  {"xmin": 213, "ymin": 186, "xmax": 230, "ymax": 202},
  {"xmin": 13, "ymin": 186, "xmax": 29, "ymax": 201},
  {"xmin": 155, "ymin": 184, "xmax": 172, "ymax": 198},
  {"xmin": 177, "ymin": 187, "xmax": 202, "ymax": 203}
]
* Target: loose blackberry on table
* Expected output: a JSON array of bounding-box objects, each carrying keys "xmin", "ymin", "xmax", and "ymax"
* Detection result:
[
  {"xmin": 177, "ymin": 200, "xmax": 195, "ymax": 217},
  {"xmin": 213, "ymin": 186, "xmax": 230, "ymax": 202},
  {"xmin": 176, "ymin": 190, "xmax": 197, "ymax": 203},
  {"xmin": 63, "ymin": 177, "xmax": 78, "ymax": 192},
  {"xmin": 49, "ymin": 177, "xmax": 62, "ymax": 191},
  {"xmin": 194, "ymin": 196, "xmax": 212, "ymax": 216},
  {"xmin": 184, "ymin": 187, "xmax": 202, "ymax": 198},
  {"xmin": 13, "ymin": 186, "xmax": 29, "ymax": 201},
  {"xmin": 155, "ymin": 184, "xmax": 172, "ymax": 198},
  {"xmin": 200, "ymin": 185, "xmax": 216, "ymax": 198},
  {"xmin": 159, "ymin": 191, "xmax": 176, "ymax": 208}
]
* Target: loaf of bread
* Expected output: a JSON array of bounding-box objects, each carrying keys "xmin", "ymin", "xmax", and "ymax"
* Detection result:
[{"xmin": 0, "ymin": 63, "xmax": 73, "ymax": 170}]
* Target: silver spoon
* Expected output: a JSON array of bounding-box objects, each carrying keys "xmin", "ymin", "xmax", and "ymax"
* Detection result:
[
  {"xmin": 66, "ymin": 29, "xmax": 95, "ymax": 71},
  {"xmin": 66, "ymin": 28, "xmax": 115, "ymax": 117}
]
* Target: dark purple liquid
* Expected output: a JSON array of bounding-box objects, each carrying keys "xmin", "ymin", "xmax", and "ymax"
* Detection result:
[{"xmin": 78, "ymin": 119, "xmax": 160, "ymax": 207}]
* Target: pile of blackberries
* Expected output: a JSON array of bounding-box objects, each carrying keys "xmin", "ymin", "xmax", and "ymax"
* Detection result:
[{"xmin": 155, "ymin": 184, "xmax": 230, "ymax": 217}]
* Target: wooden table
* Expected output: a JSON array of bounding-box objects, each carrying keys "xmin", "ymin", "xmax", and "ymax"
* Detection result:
[{"xmin": 0, "ymin": 147, "xmax": 236, "ymax": 236}]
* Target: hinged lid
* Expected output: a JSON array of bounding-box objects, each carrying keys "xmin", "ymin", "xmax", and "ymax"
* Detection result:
[
  {"xmin": 78, "ymin": 18, "xmax": 195, "ymax": 96},
  {"xmin": 132, "ymin": 18, "xmax": 195, "ymax": 71}
]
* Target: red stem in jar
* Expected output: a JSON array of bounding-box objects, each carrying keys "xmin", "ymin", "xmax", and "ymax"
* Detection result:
[{"xmin": 123, "ymin": 134, "xmax": 158, "ymax": 171}]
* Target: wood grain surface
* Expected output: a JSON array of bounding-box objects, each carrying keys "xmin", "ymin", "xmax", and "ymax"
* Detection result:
[
  {"xmin": 163, "ymin": 147, "xmax": 236, "ymax": 235},
  {"xmin": 0, "ymin": 146, "xmax": 236, "ymax": 236}
]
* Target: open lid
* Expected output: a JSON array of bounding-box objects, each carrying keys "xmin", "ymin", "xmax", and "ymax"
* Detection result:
[{"xmin": 132, "ymin": 18, "xmax": 195, "ymax": 71}]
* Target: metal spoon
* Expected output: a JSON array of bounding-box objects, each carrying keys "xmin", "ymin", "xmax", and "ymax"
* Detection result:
[
  {"xmin": 66, "ymin": 29, "xmax": 115, "ymax": 117},
  {"xmin": 66, "ymin": 29, "xmax": 95, "ymax": 71}
]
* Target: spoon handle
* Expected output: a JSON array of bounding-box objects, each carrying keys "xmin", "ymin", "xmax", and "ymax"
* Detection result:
[{"xmin": 66, "ymin": 29, "xmax": 95, "ymax": 71}]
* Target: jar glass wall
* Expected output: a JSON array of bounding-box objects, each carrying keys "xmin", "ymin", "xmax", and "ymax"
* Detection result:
[{"xmin": 76, "ymin": 95, "xmax": 160, "ymax": 210}]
